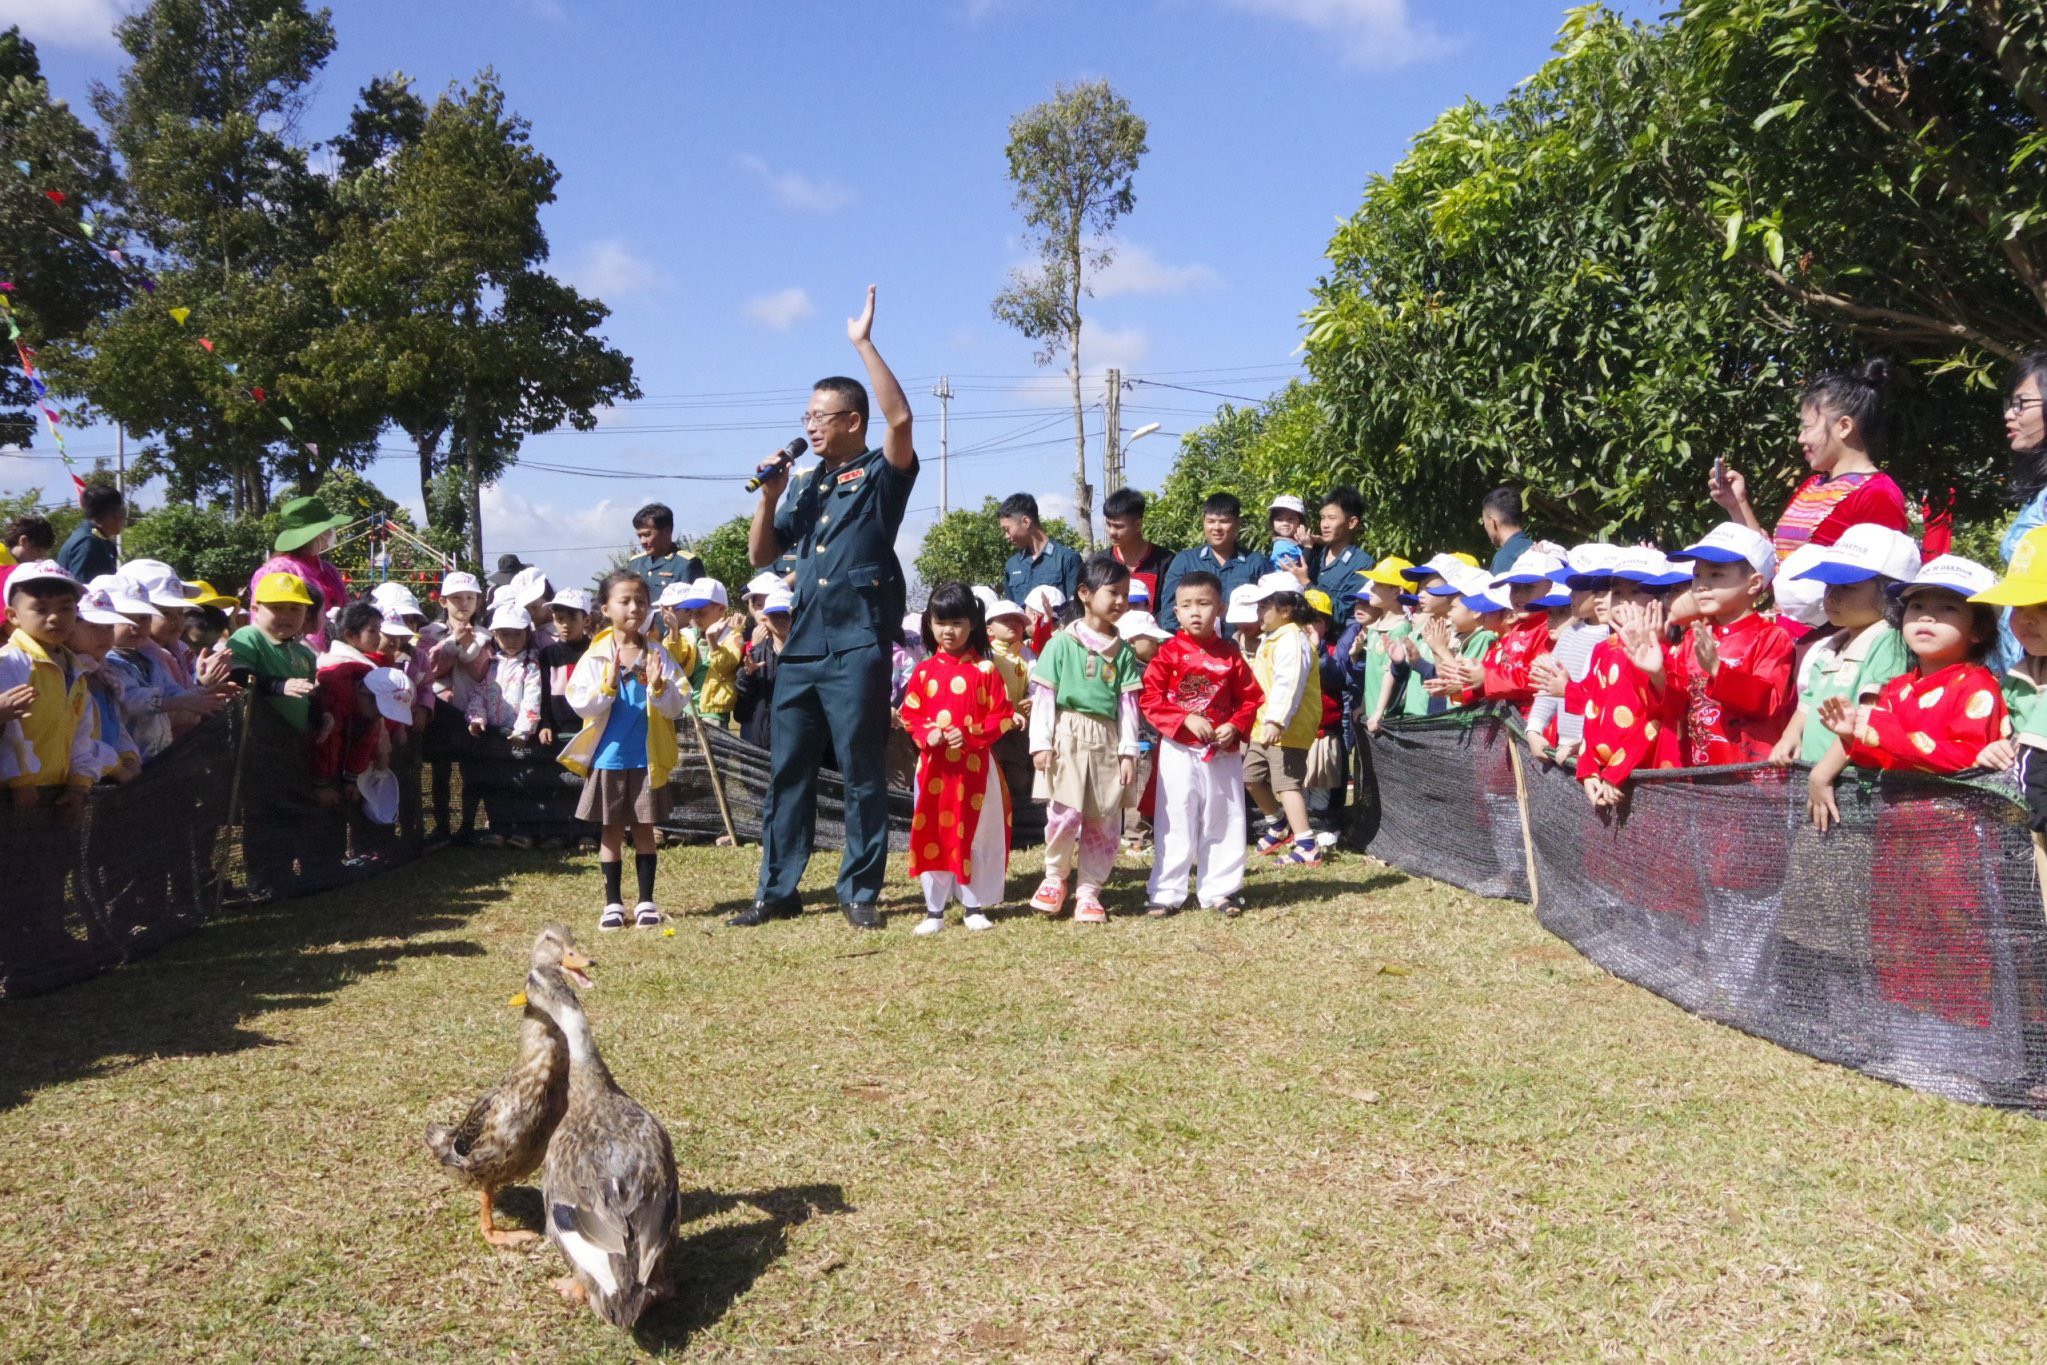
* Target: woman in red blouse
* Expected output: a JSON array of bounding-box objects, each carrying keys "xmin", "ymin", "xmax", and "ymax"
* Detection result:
[{"xmin": 1708, "ymin": 361, "xmax": 1923, "ymax": 631}]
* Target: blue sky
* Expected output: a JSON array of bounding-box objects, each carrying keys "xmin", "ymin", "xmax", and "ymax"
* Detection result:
[{"xmin": 4, "ymin": 0, "xmax": 1660, "ymax": 587}]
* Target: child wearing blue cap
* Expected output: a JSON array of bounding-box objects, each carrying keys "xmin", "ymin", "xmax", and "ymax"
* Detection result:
[
  {"xmin": 1575, "ymin": 549, "xmax": 1689, "ymax": 808},
  {"xmin": 1660, "ymin": 522, "xmax": 1796, "ymax": 765}
]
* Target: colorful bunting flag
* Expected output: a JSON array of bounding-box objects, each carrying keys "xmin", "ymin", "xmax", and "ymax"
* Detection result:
[
  {"xmin": 41, "ymin": 190, "xmax": 65, "ymax": 206},
  {"xmin": 277, "ymin": 415, "xmax": 294, "ymax": 432},
  {"xmin": 169, "ymin": 306, "xmax": 190, "ymax": 325},
  {"xmin": 197, "ymin": 337, "xmax": 214, "ymax": 352},
  {"xmin": 10, "ymin": 161, "xmax": 27, "ymax": 175},
  {"xmin": 251, "ymin": 386, "xmax": 265, "ymax": 403},
  {"xmin": 223, "ymin": 361, "xmax": 238, "ymax": 375}
]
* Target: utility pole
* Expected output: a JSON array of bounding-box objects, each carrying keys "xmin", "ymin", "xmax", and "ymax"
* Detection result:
[
  {"xmin": 931, "ymin": 375, "xmax": 954, "ymax": 514},
  {"xmin": 115, "ymin": 424, "xmax": 126, "ymax": 557},
  {"xmin": 1103, "ymin": 367, "xmax": 1123, "ymax": 495}
]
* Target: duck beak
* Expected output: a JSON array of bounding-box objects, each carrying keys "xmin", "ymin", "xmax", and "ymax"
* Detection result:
[{"xmin": 560, "ymin": 948, "xmax": 595, "ymax": 991}]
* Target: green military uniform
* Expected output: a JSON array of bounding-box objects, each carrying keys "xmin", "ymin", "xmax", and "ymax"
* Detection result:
[
  {"xmin": 626, "ymin": 546, "xmax": 704, "ymax": 605},
  {"xmin": 756, "ymin": 446, "xmax": 918, "ymax": 909}
]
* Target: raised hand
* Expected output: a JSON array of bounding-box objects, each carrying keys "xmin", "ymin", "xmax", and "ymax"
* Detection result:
[
  {"xmin": 1530, "ymin": 655, "xmax": 1569, "ymax": 698},
  {"xmin": 1614, "ymin": 600, "xmax": 1667, "ymax": 677},
  {"xmin": 1816, "ymin": 695, "xmax": 1859, "ymax": 739},
  {"xmin": 1707, "ymin": 461, "xmax": 1749, "ymax": 513},
  {"xmin": 1691, "ymin": 623, "xmax": 1719, "ymax": 675},
  {"xmin": 848, "ymin": 284, "xmax": 877, "ymax": 346}
]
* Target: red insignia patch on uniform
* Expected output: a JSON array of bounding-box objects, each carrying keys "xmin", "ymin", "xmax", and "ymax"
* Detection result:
[{"xmin": 836, "ymin": 466, "xmax": 865, "ymax": 486}]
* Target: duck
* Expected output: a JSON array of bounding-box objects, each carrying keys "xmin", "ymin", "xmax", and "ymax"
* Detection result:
[
  {"xmin": 423, "ymin": 924, "xmax": 583, "ymax": 1247},
  {"xmin": 520, "ymin": 946, "xmax": 679, "ymax": 1329}
]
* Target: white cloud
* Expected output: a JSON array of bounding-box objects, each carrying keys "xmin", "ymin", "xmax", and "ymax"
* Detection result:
[
  {"xmin": 0, "ymin": 0, "xmax": 131, "ymax": 49},
  {"xmin": 478, "ymin": 486, "xmax": 640, "ymax": 594},
  {"xmin": 733, "ymin": 153, "xmax": 856, "ymax": 214},
  {"xmin": 743, "ymin": 286, "xmax": 815, "ymax": 332},
  {"xmin": 1216, "ymin": 0, "xmax": 1448, "ymax": 68},
  {"xmin": 1090, "ymin": 244, "xmax": 1221, "ymax": 299},
  {"xmin": 564, "ymin": 239, "xmax": 669, "ymax": 303}
]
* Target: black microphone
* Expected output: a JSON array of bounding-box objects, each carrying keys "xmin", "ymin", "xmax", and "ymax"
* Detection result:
[{"xmin": 746, "ymin": 437, "xmax": 808, "ymax": 493}]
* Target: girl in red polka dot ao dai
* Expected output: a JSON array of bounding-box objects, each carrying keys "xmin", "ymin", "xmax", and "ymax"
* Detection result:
[
  {"xmin": 1807, "ymin": 555, "xmax": 2010, "ymax": 830},
  {"xmin": 900, "ymin": 583, "xmax": 1017, "ymax": 935}
]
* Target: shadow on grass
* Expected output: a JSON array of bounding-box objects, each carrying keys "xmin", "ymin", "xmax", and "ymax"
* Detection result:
[
  {"xmin": 0, "ymin": 848, "xmax": 542, "ymax": 1113},
  {"xmin": 631, "ymin": 1182, "xmax": 853, "ymax": 1354}
]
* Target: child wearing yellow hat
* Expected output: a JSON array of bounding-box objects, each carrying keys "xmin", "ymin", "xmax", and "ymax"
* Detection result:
[
  {"xmin": 1352, "ymin": 555, "xmax": 1413, "ymax": 734},
  {"xmin": 229, "ymin": 572, "xmax": 319, "ymax": 731},
  {"xmin": 1970, "ymin": 529, "xmax": 2047, "ymax": 877}
]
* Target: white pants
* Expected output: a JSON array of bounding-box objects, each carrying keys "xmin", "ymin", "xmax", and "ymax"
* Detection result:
[
  {"xmin": 1147, "ymin": 739, "xmax": 1247, "ymax": 907},
  {"xmin": 920, "ymin": 764, "xmax": 1008, "ymax": 915}
]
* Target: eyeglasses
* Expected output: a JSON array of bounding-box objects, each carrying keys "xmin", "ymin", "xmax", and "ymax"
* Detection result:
[
  {"xmin": 2006, "ymin": 396, "xmax": 2044, "ymax": 415},
  {"xmin": 801, "ymin": 409, "xmax": 854, "ymax": 428}
]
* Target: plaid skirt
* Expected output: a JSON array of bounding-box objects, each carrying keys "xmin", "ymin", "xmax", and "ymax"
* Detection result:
[{"xmin": 574, "ymin": 767, "xmax": 673, "ymax": 827}]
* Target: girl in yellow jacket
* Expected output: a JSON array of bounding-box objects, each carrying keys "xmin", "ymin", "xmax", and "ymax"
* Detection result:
[
  {"xmin": 559, "ymin": 570, "xmax": 690, "ymax": 931},
  {"xmin": 1244, "ymin": 573, "xmax": 1325, "ymax": 868}
]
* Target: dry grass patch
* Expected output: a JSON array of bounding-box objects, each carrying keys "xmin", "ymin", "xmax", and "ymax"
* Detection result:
[{"xmin": 3, "ymin": 846, "xmax": 2047, "ymax": 1360}]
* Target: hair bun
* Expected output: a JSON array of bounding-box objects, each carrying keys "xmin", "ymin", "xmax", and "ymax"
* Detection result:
[{"xmin": 1854, "ymin": 357, "xmax": 1891, "ymax": 390}]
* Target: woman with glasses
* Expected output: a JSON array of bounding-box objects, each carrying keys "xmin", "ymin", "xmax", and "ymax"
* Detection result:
[{"xmin": 1999, "ymin": 354, "xmax": 2047, "ymax": 565}]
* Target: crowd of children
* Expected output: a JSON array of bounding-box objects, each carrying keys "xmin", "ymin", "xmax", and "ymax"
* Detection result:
[{"xmin": 12, "ymin": 475, "xmax": 2047, "ymax": 940}]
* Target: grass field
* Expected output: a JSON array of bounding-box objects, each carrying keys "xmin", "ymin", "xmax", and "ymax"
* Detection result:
[{"xmin": 5, "ymin": 843, "xmax": 2047, "ymax": 1361}]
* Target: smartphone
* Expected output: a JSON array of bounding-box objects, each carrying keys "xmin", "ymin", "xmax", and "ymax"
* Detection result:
[{"xmin": 1713, "ymin": 455, "xmax": 1727, "ymax": 483}]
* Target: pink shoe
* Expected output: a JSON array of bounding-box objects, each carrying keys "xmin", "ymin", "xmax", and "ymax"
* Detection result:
[
  {"xmin": 1029, "ymin": 876, "xmax": 1068, "ymax": 915},
  {"xmin": 1073, "ymin": 887, "xmax": 1108, "ymax": 924}
]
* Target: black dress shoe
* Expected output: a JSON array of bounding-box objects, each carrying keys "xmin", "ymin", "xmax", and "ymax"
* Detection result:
[
  {"xmin": 840, "ymin": 901, "xmax": 883, "ymax": 930},
  {"xmin": 727, "ymin": 900, "xmax": 800, "ymax": 927}
]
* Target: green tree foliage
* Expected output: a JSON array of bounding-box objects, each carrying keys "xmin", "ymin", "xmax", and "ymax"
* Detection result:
[
  {"xmin": 47, "ymin": 0, "xmax": 386, "ymax": 514},
  {"xmin": 304, "ymin": 72, "xmax": 639, "ymax": 562},
  {"xmin": 913, "ymin": 496, "xmax": 1082, "ymax": 596},
  {"xmin": 992, "ymin": 80, "xmax": 1148, "ymax": 545},
  {"xmin": 1147, "ymin": 383, "xmax": 1339, "ymax": 554},
  {"xmin": 1279, "ymin": 2, "xmax": 2033, "ymax": 557},
  {"xmin": 122, "ymin": 501, "xmax": 277, "ymax": 590},
  {"xmin": 0, "ymin": 487, "xmax": 82, "ymax": 547},
  {"xmin": 0, "ymin": 27, "xmax": 124, "ymax": 450},
  {"xmin": 684, "ymin": 515, "xmax": 754, "ymax": 601}
]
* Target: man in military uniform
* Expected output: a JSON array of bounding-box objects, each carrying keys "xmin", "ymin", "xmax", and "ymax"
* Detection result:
[
  {"xmin": 626, "ymin": 503, "xmax": 705, "ymax": 603},
  {"xmin": 732, "ymin": 286, "xmax": 917, "ymax": 930}
]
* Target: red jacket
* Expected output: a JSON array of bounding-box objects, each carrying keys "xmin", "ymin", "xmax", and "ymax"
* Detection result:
[
  {"xmin": 1480, "ymin": 612, "xmax": 1553, "ymax": 711},
  {"xmin": 1845, "ymin": 661, "xmax": 2008, "ymax": 774},
  {"xmin": 313, "ymin": 644, "xmax": 389, "ymax": 781},
  {"xmin": 1662, "ymin": 611, "xmax": 1795, "ymax": 765},
  {"xmin": 1140, "ymin": 632, "xmax": 1264, "ymax": 751}
]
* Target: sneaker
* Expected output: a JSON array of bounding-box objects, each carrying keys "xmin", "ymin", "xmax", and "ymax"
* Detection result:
[
  {"xmin": 1145, "ymin": 902, "xmax": 1179, "ymax": 918},
  {"xmin": 914, "ymin": 915, "xmax": 945, "ymax": 936},
  {"xmin": 1029, "ymin": 877, "xmax": 1068, "ymax": 915},
  {"xmin": 1279, "ymin": 840, "xmax": 1322, "ymax": 867},
  {"xmin": 1073, "ymin": 889, "xmax": 1108, "ymax": 924},
  {"xmin": 1313, "ymin": 829, "xmax": 1338, "ymax": 849},
  {"xmin": 963, "ymin": 912, "xmax": 995, "ymax": 932},
  {"xmin": 598, "ymin": 904, "xmax": 627, "ymax": 932},
  {"xmin": 634, "ymin": 902, "xmax": 662, "ymax": 928},
  {"xmin": 1255, "ymin": 825, "xmax": 1291, "ymax": 856}
]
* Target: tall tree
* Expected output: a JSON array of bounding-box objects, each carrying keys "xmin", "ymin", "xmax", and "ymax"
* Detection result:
[
  {"xmin": 304, "ymin": 73, "xmax": 638, "ymax": 564},
  {"xmin": 0, "ymin": 27, "xmax": 123, "ymax": 453},
  {"xmin": 43, "ymin": 0, "xmax": 382, "ymax": 513},
  {"xmin": 992, "ymin": 80, "xmax": 1147, "ymax": 545}
]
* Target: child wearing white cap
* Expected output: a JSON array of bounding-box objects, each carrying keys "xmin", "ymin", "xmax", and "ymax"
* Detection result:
[
  {"xmin": 684, "ymin": 578, "xmax": 743, "ymax": 729},
  {"xmin": 537, "ymin": 587, "xmax": 595, "ymax": 752},
  {"xmin": 67, "ymin": 586, "xmax": 142, "ymax": 784},
  {"xmin": 1772, "ymin": 524, "xmax": 1919, "ymax": 766},
  {"xmin": 734, "ymin": 587, "xmax": 794, "ymax": 750},
  {"xmin": 1660, "ymin": 522, "xmax": 1797, "ymax": 765},
  {"xmin": 472, "ymin": 602, "xmax": 543, "ymax": 751},
  {"xmin": 1242, "ymin": 572, "xmax": 1324, "ymax": 866},
  {"xmin": 313, "ymin": 600, "xmax": 398, "ymax": 798}
]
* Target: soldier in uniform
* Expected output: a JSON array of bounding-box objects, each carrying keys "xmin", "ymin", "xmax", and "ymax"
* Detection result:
[
  {"xmin": 626, "ymin": 503, "xmax": 705, "ymax": 605},
  {"xmin": 732, "ymin": 286, "xmax": 918, "ymax": 930}
]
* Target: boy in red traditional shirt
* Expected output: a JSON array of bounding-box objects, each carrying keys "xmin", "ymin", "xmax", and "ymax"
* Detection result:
[
  {"xmin": 1662, "ymin": 522, "xmax": 1797, "ymax": 765},
  {"xmin": 1141, "ymin": 570, "xmax": 1264, "ymax": 917}
]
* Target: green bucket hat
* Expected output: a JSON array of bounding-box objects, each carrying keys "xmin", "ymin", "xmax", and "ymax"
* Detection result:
[{"xmin": 273, "ymin": 495, "xmax": 351, "ymax": 554}]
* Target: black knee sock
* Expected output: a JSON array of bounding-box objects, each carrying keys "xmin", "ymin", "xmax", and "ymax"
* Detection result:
[
  {"xmin": 602, "ymin": 859, "xmax": 622, "ymax": 905},
  {"xmin": 635, "ymin": 852, "xmax": 657, "ymax": 903}
]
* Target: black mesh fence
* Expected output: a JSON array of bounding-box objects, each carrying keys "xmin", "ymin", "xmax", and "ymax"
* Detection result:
[
  {"xmin": 661, "ymin": 721, "xmax": 922, "ymax": 850},
  {"xmin": 1523, "ymin": 750, "xmax": 2047, "ymax": 1111},
  {"xmin": 1359, "ymin": 709, "xmax": 1532, "ymax": 902}
]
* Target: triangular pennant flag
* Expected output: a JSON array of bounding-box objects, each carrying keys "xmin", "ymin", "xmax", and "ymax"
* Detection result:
[
  {"xmin": 5, "ymin": 319, "xmax": 18, "ymax": 342},
  {"xmin": 169, "ymin": 306, "xmax": 190, "ymax": 325},
  {"xmin": 251, "ymin": 386, "xmax": 265, "ymax": 403},
  {"xmin": 197, "ymin": 337, "xmax": 214, "ymax": 352},
  {"xmin": 276, "ymin": 415, "xmax": 294, "ymax": 432},
  {"xmin": 41, "ymin": 405, "xmax": 60, "ymax": 424},
  {"xmin": 305, "ymin": 443, "xmax": 319, "ymax": 459},
  {"xmin": 81, "ymin": 220, "xmax": 95, "ymax": 239},
  {"xmin": 42, "ymin": 189, "xmax": 65, "ymax": 206},
  {"xmin": 10, "ymin": 160, "xmax": 27, "ymax": 175},
  {"xmin": 28, "ymin": 376, "xmax": 46, "ymax": 398},
  {"xmin": 223, "ymin": 361, "xmax": 238, "ymax": 375},
  {"xmin": 107, "ymin": 249, "xmax": 124, "ymax": 265},
  {"xmin": 71, "ymin": 474, "xmax": 87, "ymax": 498},
  {"xmin": 0, "ymin": 281, "xmax": 13, "ymax": 292},
  {"xmin": 139, "ymin": 277, "xmax": 156, "ymax": 294}
]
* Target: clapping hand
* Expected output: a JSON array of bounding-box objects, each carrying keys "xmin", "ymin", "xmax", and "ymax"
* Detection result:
[
  {"xmin": 0, "ymin": 682, "xmax": 35, "ymax": 725},
  {"xmin": 1530, "ymin": 655, "xmax": 1569, "ymax": 698},
  {"xmin": 1691, "ymin": 623, "xmax": 1718, "ymax": 675},
  {"xmin": 1614, "ymin": 599, "xmax": 1668, "ymax": 678}
]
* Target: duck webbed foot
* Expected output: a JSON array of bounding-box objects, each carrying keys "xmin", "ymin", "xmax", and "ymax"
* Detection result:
[
  {"xmin": 549, "ymin": 1275, "xmax": 588, "ymax": 1305},
  {"xmin": 478, "ymin": 1189, "xmax": 541, "ymax": 1248}
]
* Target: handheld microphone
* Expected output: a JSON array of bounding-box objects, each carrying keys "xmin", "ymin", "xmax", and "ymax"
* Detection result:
[{"xmin": 746, "ymin": 437, "xmax": 808, "ymax": 493}]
